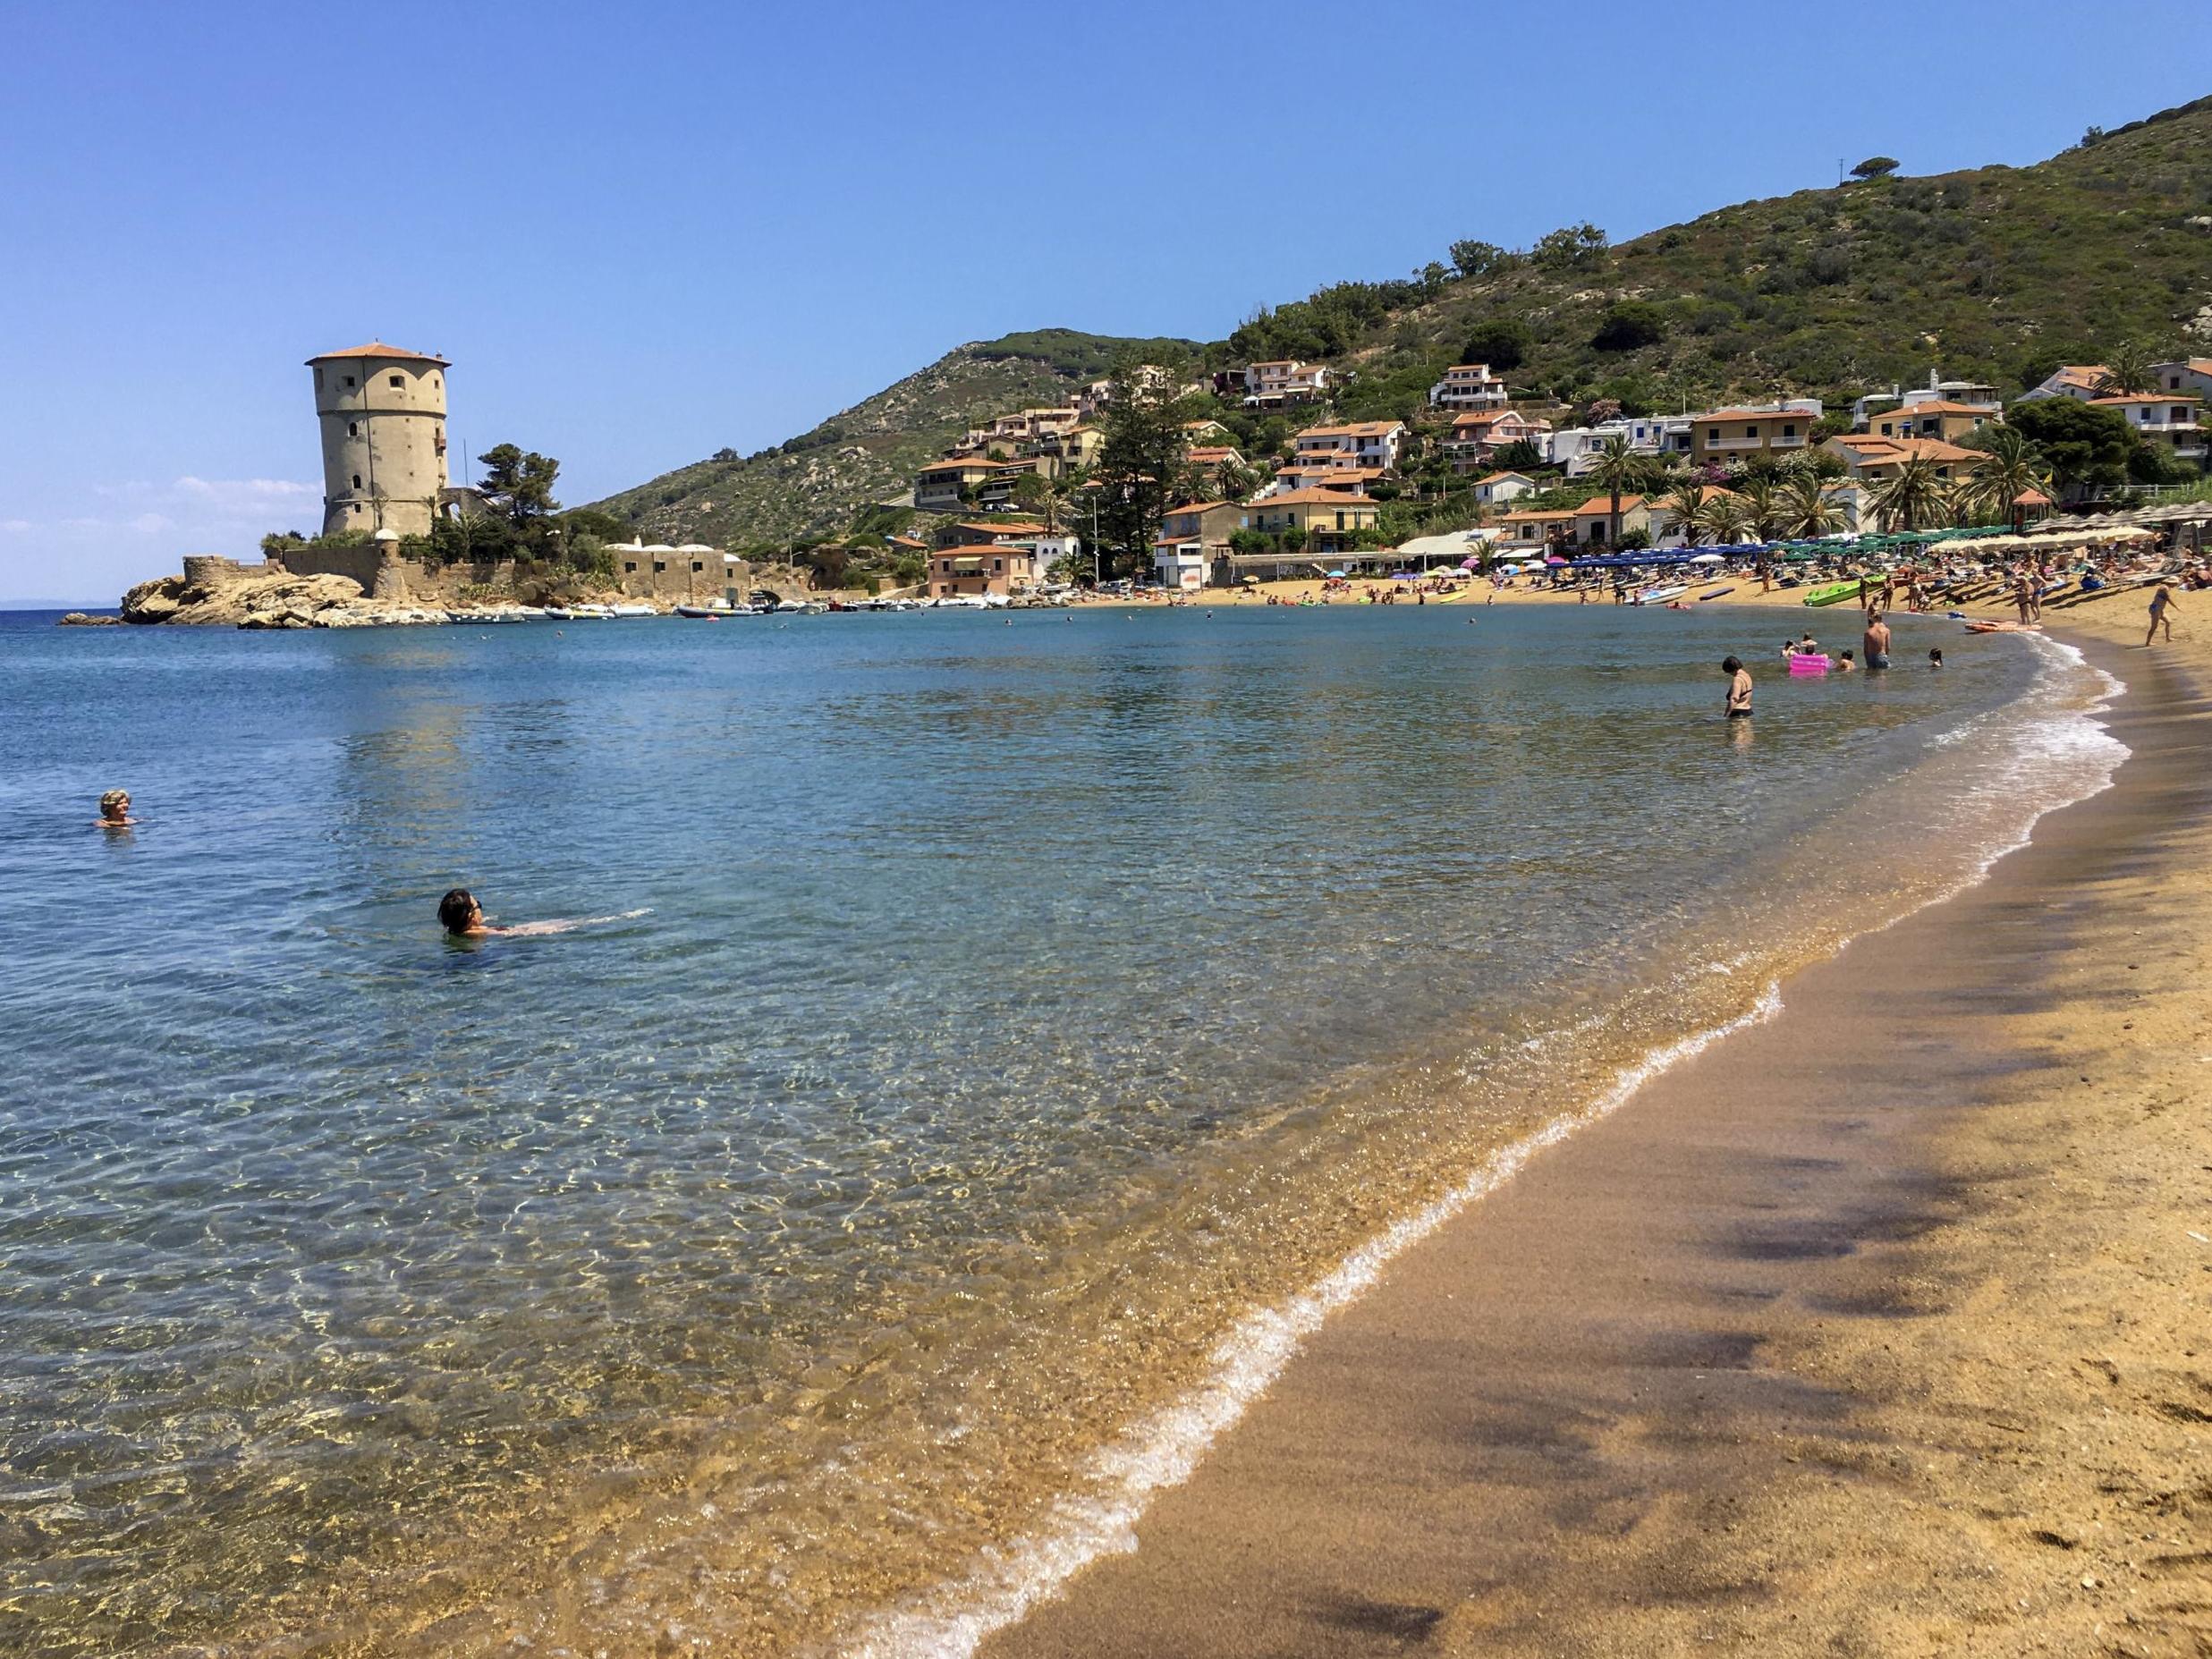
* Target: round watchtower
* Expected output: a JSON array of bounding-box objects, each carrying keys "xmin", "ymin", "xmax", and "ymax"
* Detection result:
[{"xmin": 309, "ymin": 342, "xmax": 451, "ymax": 537}]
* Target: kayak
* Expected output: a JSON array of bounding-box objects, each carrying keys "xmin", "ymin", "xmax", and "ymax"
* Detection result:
[
  {"xmin": 1696, "ymin": 587, "xmax": 1735, "ymax": 602},
  {"xmin": 1801, "ymin": 580, "xmax": 1868, "ymax": 607}
]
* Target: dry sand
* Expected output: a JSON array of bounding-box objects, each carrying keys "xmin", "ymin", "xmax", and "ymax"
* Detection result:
[{"xmin": 983, "ymin": 600, "xmax": 2211, "ymax": 1656}]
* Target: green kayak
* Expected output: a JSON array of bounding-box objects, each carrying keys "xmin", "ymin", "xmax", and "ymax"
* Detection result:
[{"xmin": 1801, "ymin": 580, "xmax": 1869, "ymax": 607}]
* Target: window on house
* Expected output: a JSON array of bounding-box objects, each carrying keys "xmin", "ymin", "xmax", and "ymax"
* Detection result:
[
  {"xmin": 1782, "ymin": 425, "xmax": 1796, "ymax": 438},
  {"xmin": 1743, "ymin": 427, "xmax": 1758, "ymax": 438},
  {"xmin": 390, "ymin": 375, "xmax": 403, "ymax": 388},
  {"xmin": 343, "ymin": 376, "xmax": 355, "ymax": 388},
  {"xmin": 692, "ymin": 562, "xmax": 703, "ymax": 572},
  {"xmin": 624, "ymin": 562, "xmax": 637, "ymax": 573},
  {"xmin": 1707, "ymin": 428, "xmax": 1719, "ymax": 442}
]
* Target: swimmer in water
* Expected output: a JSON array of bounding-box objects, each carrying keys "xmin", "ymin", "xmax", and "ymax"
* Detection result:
[
  {"xmin": 96, "ymin": 789, "xmax": 137, "ymax": 827},
  {"xmin": 438, "ymin": 888, "xmax": 648, "ymax": 938}
]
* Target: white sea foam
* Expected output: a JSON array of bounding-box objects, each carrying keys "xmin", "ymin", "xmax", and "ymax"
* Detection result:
[
  {"xmin": 842, "ymin": 983, "xmax": 1785, "ymax": 1659},
  {"xmin": 842, "ymin": 631, "xmax": 2132, "ymax": 1659}
]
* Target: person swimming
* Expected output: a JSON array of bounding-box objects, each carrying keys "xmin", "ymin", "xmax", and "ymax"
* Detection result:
[
  {"xmin": 1929, "ymin": 648, "xmax": 1945, "ymax": 668},
  {"xmin": 439, "ymin": 887, "xmax": 648, "ymax": 938},
  {"xmin": 96, "ymin": 789, "xmax": 136, "ymax": 827}
]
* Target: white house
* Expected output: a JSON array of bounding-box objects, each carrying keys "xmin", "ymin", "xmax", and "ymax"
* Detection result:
[
  {"xmin": 1470, "ymin": 470, "xmax": 1536, "ymax": 507},
  {"xmin": 1549, "ymin": 415, "xmax": 1691, "ymax": 476},
  {"xmin": 1292, "ymin": 419, "xmax": 1407, "ymax": 473},
  {"xmin": 1427, "ymin": 363, "xmax": 1509, "ymax": 410},
  {"xmin": 2016, "ymin": 365, "xmax": 2112, "ymax": 403},
  {"xmin": 2090, "ymin": 394, "xmax": 2205, "ymax": 465},
  {"xmin": 1242, "ymin": 360, "xmax": 1331, "ymax": 408},
  {"xmin": 2151, "ymin": 357, "xmax": 2212, "ymax": 400}
]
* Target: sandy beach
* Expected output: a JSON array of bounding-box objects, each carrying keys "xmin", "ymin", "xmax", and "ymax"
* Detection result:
[{"xmin": 983, "ymin": 597, "xmax": 2211, "ymax": 1656}]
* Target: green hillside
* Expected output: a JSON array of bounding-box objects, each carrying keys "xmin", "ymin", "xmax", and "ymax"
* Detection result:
[
  {"xmin": 589, "ymin": 330, "xmax": 1197, "ymax": 552},
  {"xmin": 593, "ymin": 97, "xmax": 2212, "ymax": 546}
]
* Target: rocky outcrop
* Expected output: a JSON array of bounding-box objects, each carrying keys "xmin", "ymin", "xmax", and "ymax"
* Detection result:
[
  {"xmin": 123, "ymin": 569, "xmax": 370, "ymax": 627},
  {"xmin": 55, "ymin": 612, "xmax": 122, "ymax": 626}
]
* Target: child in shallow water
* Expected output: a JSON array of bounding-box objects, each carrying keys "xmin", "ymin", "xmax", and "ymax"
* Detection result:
[{"xmin": 438, "ymin": 888, "xmax": 649, "ymax": 938}]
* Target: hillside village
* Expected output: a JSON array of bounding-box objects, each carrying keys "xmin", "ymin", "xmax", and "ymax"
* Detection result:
[{"xmin": 897, "ymin": 348, "xmax": 2209, "ymax": 598}]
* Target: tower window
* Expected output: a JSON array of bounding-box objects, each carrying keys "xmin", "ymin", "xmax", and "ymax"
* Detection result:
[
  {"xmin": 343, "ymin": 376, "xmax": 355, "ymax": 388},
  {"xmin": 390, "ymin": 375, "xmax": 403, "ymax": 388},
  {"xmin": 347, "ymin": 422, "xmax": 358, "ymax": 437},
  {"xmin": 352, "ymin": 474, "xmax": 362, "ymax": 489}
]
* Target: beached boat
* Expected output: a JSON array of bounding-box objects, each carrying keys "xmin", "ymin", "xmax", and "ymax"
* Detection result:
[
  {"xmin": 608, "ymin": 603, "xmax": 658, "ymax": 619},
  {"xmin": 1631, "ymin": 583, "xmax": 1688, "ymax": 606}
]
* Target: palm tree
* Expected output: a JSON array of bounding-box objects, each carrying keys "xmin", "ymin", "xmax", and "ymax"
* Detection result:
[
  {"xmin": 1587, "ymin": 434, "xmax": 1645, "ymax": 546},
  {"xmin": 2098, "ymin": 344, "xmax": 2159, "ymax": 396},
  {"xmin": 1214, "ymin": 456, "xmax": 1257, "ymax": 504},
  {"xmin": 1780, "ymin": 472, "xmax": 1843, "ymax": 537},
  {"xmin": 1697, "ymin": 492, "xmax": 1754, "ymax": 546},
  {"xmin": 1869, "ymin": 454, "xmax": 1946, "ymax": 531},
  {"xmin": 1936, "ymin": 477, "xmax": 1980, "ymax": 529},
  {"xmin": 1965, "ymin": 425, "xmax": 2052, "ymax": 529},
  {"xmin": 1663, "ymin": 481, "xmax": 1709, "ymax": 547},
  {"xmin": 1737, "ymin": 477, "xmax": 1783, "ymax": 542}
]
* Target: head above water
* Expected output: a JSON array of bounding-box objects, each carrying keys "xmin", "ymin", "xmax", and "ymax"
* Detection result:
[
  {"xmin": 438, "ymin": 889, "xmax": 481, "ymax": 934},
  {"xmin": 98, "ymin": 789, "xmax": 130, "ymax": 821}
]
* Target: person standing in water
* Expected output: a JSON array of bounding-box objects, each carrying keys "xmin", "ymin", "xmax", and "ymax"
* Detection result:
[
  {"xmin": 95, "ymin": 789, "xmax": 137, "ymax": 828},
  {"xmin": 1863, "ymin": 609, "xmax": 1892, "ymax": 670},
  {"xmin": 1723, "ymin": 656, "xmax": 1753, "ymax": 719}
]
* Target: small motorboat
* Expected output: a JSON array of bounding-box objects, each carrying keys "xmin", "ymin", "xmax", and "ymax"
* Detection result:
[{"xmin": 607, "ymin": 603, "xmax": 658, "ymax": 619}]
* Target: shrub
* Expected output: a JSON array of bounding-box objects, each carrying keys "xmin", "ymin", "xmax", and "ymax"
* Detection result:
[{"xmin": 1591, "ymin": 302, "xmax": 1667, "ymax": 352}]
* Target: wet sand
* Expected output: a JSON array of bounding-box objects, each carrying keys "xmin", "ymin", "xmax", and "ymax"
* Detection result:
[{"xmin": 983, "ymin": 622, "xmax": 2212, "ymax": 1657}]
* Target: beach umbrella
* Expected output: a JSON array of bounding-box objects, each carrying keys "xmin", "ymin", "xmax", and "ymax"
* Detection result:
[
  {"xmin": 1689, "ymin": 552, "xmax": 1724, "ymax": 564},
  {"xmin": 1544, "ymin": 554, "xmax": 1569, "ymax": 565},
  {"xmin": 1459, "ymin": 555, "xmax": 1482, "ymax": 569},
  {"xmin": 1325, "ymin": 569, "xmax": 1346, "ymax": 579}
]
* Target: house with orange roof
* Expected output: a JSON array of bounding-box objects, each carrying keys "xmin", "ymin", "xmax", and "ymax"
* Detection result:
[
  {"xmin": 1498, "ymin": 507, "xmax": 1579, "ymax": 549},
  {"xmin": 928, "ymin": 544, "xmax": 1039, "ymax": 599},
  {"xmin": 1274, "ymin": 459, "xmax": 1387, "ymax": 495},
  {"xmin": 1688, "ymin": 403, "xmax": 1822, "ymax": 468},
  {"xmin": 1441, "ymin": 409, "xmax": 1551, "ymax": 470},
  {"xmin": 1818, "ymin": 434, "xmax": 1987, "ymax": 483},
  {"xmin": 2151, "ymin": 357, "xmax": 2212, "ymax": 402},
  {"xmin": 1428, "ymin": 363, "xmax": 1510, "ymax": 411},
  {"xmin": 2090, "ymin": 394, "xmax": 2204, "ymax": 464},
  {"xmin": 1187, "ymin": 444, "xmax": 1250, "ymax": 474},
  {"xmin": 1866, "ymin": 400, "xmax": 2001, "ymax": 445},
  {"xmin": 1570, "ymin": 493, "xmax": 1656, "ymax": 547},
  {"xmin": 1240, "ymin": 487, "xmax": 1380, "ymax": 554},
  {"xmin": 1153, "ymin": 501, "xmax": 1245, "ymax": 590},
  {"xmin": 2017, "ymin": 364, "xmax": 2113, "ymax": 403},
  {"xmin": 914, "ymin": 455, "xmax": 1013, "ymax": 512}
]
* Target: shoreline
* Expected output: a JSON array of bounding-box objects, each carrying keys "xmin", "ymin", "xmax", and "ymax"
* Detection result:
[{"xmin": 970, "ymin": 614, "xmax": 2211, "ymax": 1657}]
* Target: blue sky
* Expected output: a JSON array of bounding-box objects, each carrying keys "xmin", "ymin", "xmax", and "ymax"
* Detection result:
[{"xmin": 3, "ymin": 3, "xmax": 2208, "ymax": 603}]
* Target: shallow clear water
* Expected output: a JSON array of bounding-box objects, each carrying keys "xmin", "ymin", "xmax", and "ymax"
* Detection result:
[{"xmin": 0, "ymin": 605, "xmax": 2114, "ymax": 1655}]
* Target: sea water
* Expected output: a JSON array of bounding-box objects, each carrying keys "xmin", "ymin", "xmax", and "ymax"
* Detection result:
[{"xmin": 0, "ymin": 604, "xmax": 2122, "ymax": 1655}]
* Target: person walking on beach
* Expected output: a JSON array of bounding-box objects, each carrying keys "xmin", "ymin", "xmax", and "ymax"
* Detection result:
[
  {"xmin": 2145, "ymin": 580, "xmax": 2181, "ymax": 646},
  {"xmin": 95, "ymin": 789, "xmax": 136, "ymax": 828},
  {"xmin": 1863, "ymin": 610, "xmax": 1892, "ymax": 670},
  {"xmin": 1723, "ymin": 656, "xmax": 1753, "ymax": 719}
]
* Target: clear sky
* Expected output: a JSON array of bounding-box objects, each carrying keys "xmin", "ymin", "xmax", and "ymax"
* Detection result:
[{"xmin": 3, "ymin": 2, "xmax": 2207, "ymax": 604}]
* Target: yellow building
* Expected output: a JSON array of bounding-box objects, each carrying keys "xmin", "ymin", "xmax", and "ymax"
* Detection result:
[
  {"xmin": 1689, "ymin": 407, "xmax": 1818, "ymax": 468},
  {"xmin": 1242, "ymin": 488, "xmax": 1379, "ymax": 553}
]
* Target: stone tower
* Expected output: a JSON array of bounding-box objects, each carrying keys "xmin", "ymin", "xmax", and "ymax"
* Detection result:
[{"xmin": 309, "ymin": 342, "xmax": 451, "ymax": 537}]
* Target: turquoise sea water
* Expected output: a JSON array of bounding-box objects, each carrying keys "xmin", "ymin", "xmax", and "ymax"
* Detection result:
[{"xmin": 0, "ymin": 605, "xmax": 2113, "ymax": 1655}]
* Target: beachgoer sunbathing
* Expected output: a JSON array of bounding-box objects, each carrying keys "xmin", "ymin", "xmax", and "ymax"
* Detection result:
[{"xmin": 95, "ymin": 789, "xmax": 136, "ymax": 827}]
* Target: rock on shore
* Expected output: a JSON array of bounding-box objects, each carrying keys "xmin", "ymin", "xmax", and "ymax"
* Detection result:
[{"xmin": 120, "ymin": 569, "xmax": 435, "ymax": 629}]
